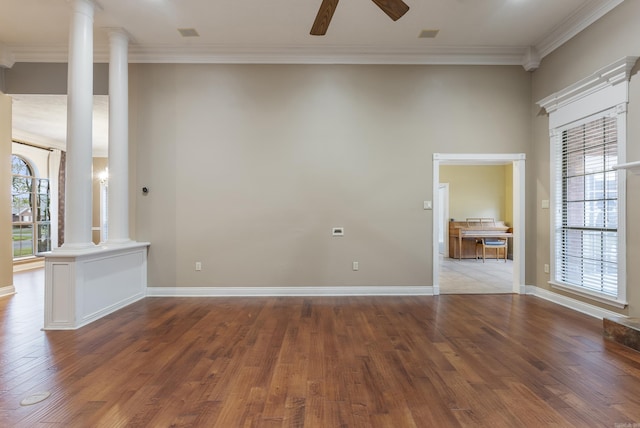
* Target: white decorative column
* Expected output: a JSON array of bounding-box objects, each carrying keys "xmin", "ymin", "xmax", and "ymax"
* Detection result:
[
  {"xmin": 106, "ymin": 28, "xmax": 131, "ymax": 244},
  {"xmin": 63, "ymin": 0, "xmax": 96, "ymax": 249},
  {"xmin": 44, "ymin": 3, "xmax": 150, "ymax": 330}
]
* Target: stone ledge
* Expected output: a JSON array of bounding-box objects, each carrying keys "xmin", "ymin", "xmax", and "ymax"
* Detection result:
[{"xmin": 603, "ymin": 317, "xmax": 640, "ymax": 352}]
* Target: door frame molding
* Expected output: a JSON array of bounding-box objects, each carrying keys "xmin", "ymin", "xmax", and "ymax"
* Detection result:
[
  {"xmin": 438, "ymin": 183, "xmax": 450, "ymax": 258},
  {"xmin": 432, "ymin": 153, "xmax": 526, "ymax": 295}
]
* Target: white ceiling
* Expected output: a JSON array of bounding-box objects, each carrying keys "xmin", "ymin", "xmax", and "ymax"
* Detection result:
[
  {"xmin": 11, "ymin": 95, "xmax": 109, "ymax": 156},
  {"xmin": 0, "ymin": 0, "xmax": 625, "ymax": 156}
]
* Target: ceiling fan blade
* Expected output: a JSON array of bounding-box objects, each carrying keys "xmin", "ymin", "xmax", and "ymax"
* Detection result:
[
  {"xmin": 371, "ymin": 0, "xmax": 410, "ymax": 21},
  {"xmin": 311, "ymin": 0, "xmax": 340, "ymax": 36}
]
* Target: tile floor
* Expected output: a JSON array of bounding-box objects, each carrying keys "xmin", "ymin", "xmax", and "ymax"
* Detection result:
[{"xmin": 438, "ymin": 254, "xmax": 513, "ymax": 294}]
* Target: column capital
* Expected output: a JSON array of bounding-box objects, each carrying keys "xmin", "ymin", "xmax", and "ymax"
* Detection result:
[
  {"xmin": 68, "ymin": 0, "xmax": 103, "ymax": 13},
  {"xmin": 106, "ymin": 27, "xmax": 133, "ymax": 44}
]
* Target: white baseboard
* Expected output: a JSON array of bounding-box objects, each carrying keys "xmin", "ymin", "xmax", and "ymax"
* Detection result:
[
  {"xmin": 13, "ymin": 259, "xmax": 45, "ymax": 272},
  {"xmin": 526, "ymin": 285, "xmax": 625, "ymax": 320},
  {"xmin": 147, "ymin": 285, "xmax": 434, "ymax": 298},
  {"xmin": 0, "ymin": 285, "xmax": 16, "ymax": 298},
  {"xmin": 146, "ymin": 284, "xmax": 621, "ymax": 320}
]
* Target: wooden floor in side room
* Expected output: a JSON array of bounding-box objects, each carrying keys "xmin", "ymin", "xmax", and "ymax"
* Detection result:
[{"xmin": 1, "ymin": 269, "xmax": 640, "ymax": 427}]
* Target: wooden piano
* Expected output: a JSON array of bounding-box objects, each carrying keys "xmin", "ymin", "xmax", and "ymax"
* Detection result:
[{"xmin": 449, "ymin": 218, "xmax": 513, "ymax": 260}]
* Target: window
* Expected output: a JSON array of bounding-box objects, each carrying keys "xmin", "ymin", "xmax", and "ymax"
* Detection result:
[
  {"xmin": 538, "ymin": 57, "xmax": 636, "ymax": 308},
  {"xmin": 554, "ymin": 113, "xmax": 618, "ymax": 296},
  {"xmin": 11, "ymin": 155, "xmax": 51, "ymax": 259}
]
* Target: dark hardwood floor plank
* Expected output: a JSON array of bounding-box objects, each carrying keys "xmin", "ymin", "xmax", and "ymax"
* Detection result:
[
  {"xmin": 494, "ymin": 380, "xmax": 574, "ymax": 426},
  {"xmin": 3, "ymin": 271, "xmax": 640, "ymax": 427}
]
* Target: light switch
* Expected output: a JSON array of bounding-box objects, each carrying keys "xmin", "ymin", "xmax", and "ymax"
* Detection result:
[
  {"xmin": 424, "ymin": 201, "xmax": 432, "ymax": 210},
  {"xmin": 541, "ymin": 199, "xmax": 549, "ymax": 209}
]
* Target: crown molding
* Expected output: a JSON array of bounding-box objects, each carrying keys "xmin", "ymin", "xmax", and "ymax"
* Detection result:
[
  {"xmin": 6, "ymin": 45, "xmax": 69, "ymax": 64},
  {"xmin": 522, "ymin": 46, "xmax": 541, "ymax": 72},
  {"xmin": 127, "ymin": 44, "xmax": 531, "ymax": 66},
  {"xmin": 8, "ymin": 43, "xmax": 535, "ymax": 68},
  {"xmin": 3, "ymin": 1, "xmax": 624, "ymax": 69},
  {"xmin": 535, "ymin": 0, "xmax": 625, "ymax": 59},
  {"xmin": 0, "ymin": 44, "xmax": 15, "ymax": 68}
]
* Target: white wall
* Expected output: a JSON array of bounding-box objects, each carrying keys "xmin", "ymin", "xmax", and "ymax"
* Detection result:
[{"xmin": 12, "ymin": 142, "xmax": 50, "ymax": 177}]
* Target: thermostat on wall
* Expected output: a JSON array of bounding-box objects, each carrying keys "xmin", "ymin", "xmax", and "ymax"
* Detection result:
[{"xmin": 332, "ymin": 227, "xmax": 344, "ymax": 236}]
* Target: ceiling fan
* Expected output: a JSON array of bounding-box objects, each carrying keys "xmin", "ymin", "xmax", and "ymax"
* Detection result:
[{"xmin": 311, "ymin": 0, "xmax": 410, "ymax": 36}]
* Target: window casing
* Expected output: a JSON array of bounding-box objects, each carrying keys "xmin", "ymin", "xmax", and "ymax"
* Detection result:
[
  {"xmin": 11, "ymin": 155, "xmax": 51, "ymax": 259},
  {"xmin": 538, "ymin": 57, "xmax": 636, "ymax": 308}
]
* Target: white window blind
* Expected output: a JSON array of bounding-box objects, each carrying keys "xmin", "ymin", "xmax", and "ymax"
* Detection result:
[{"xmin": 554, "ymin": 113, "xmax": 618, "ymax": 296}]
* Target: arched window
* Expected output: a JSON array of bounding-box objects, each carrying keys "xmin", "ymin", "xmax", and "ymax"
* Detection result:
[{"xmin": 11, "ymin": 155, "xmax": 51, "ymax": 259}]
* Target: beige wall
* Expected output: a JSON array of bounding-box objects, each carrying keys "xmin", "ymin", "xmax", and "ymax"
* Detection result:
[
  {"xmin": 532, "ymin": 0, "xmax": 640, "ymax": 316},
  {"xmin": 504, "ymin": 163, "xmax": 513, "ymax": 227},
  {"xmin": 130, "ymin": 64, "xmax": 531, "ymax": 288},
  {"xmin": 440, "ymin": 165, "xmax": 510, "ymax": 224},
  {"xmin": 3, "ymin": 63, "xmax": 109, "ymax": 95},
  {"xmin": 0, "ymin": 93, "xmax": 12, "ymax": 289}
]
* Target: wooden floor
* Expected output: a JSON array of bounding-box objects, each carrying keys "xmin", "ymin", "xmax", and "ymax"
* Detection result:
[{"xmin": 2, "ymin": 270, "xmax": 640, "ymax": 427}]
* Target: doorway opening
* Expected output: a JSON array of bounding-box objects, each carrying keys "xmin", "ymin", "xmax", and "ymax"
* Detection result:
[{"xmin": 432, "ymin": 153, "xmax": 526, "ymax": 295}]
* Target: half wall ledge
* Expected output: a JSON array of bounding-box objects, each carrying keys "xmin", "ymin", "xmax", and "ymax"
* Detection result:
[{"xmin": 44, "ymin": 241, "xmax": 150, "ymax": 330}]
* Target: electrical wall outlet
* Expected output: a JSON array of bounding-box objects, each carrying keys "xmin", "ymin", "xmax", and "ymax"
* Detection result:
[
  {"xmin": 352, "ymin": 261, "xmax": 359, "ymax": 271},
  {"xmin": 544, "ymin": 264, "xmax": 549, "ymax": 273},
  {"xmin": 195, "ymin": 262, "xmax": 202, "ymax": 271}
]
